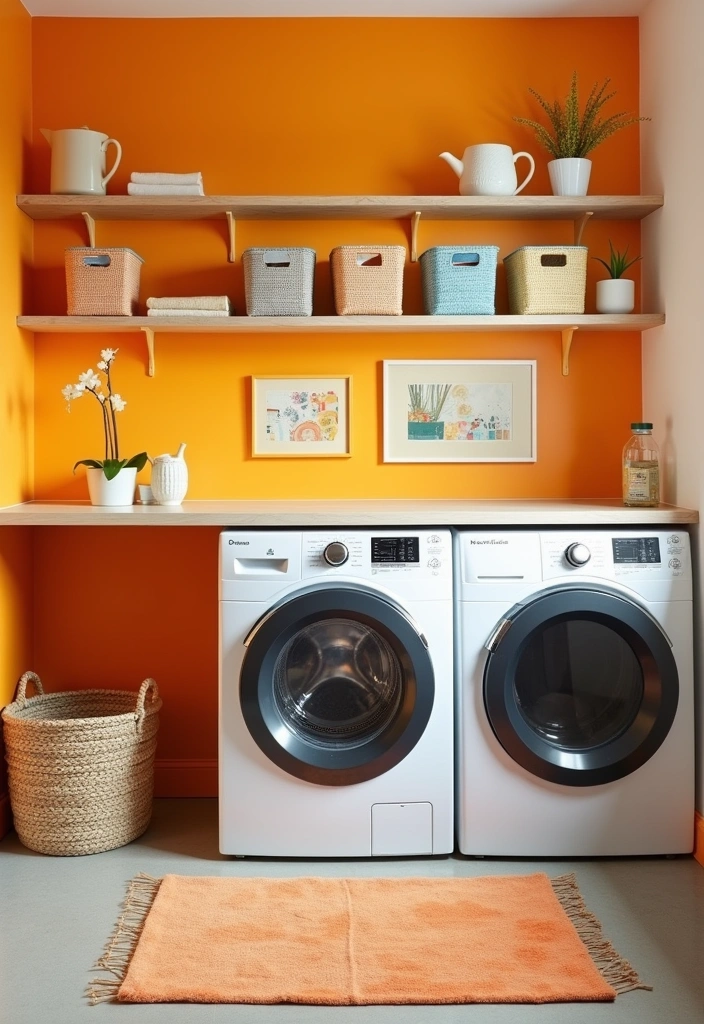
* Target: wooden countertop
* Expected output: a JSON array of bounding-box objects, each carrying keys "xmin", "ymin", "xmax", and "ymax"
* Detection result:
[{"xmin": 0, "ymin": 498, "xmax": 697, "ymax": 526}]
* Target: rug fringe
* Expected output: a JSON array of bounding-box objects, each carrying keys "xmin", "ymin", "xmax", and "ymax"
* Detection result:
[
  {"xmin": 550, "ymin": 872, "xmax": 652, "ymax": 995},
  {"xmin": 85, "ymin": 872, "xmax": 162, "ymax": 1005}
]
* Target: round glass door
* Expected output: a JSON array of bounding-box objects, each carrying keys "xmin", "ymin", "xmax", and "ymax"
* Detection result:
[
  {"xmin": 240, "ymin": 586, "xmax": 434, "ymax": 785},
  {"xmin": 484, "ymin": 587, "xmax": 679, "ymax": 786}
]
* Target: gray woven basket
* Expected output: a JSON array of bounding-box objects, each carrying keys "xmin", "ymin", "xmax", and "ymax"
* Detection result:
[
  {"xmin": 504, "ymin": 245, "xmax": 587, "ymax": 314},
  {"xmin": 242, "ymin": 247, "xmax": 316, "ymax": 316},
  {"xmin": 65, "ymin": 247, "xmax": 144, "ymax": 316},
  {"xmin": 420, "ymin": 245, "xmax": 500, "ymax": 315},
  {"xmin": 2, "ymin": 672, "xmax": 161, "ymax": 856},
  {"xmin": 330, "ymin": 245, "xmax": 405, "ymax": 315}
]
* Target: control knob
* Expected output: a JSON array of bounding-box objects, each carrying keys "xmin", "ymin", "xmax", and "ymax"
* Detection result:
[
  {"xmin": 565, "ymin": 542, "xmax": 591, "ymax": 567},
  {"xmin": 323, "ymin": 541, "xmax": 349, "ymax": 567}
]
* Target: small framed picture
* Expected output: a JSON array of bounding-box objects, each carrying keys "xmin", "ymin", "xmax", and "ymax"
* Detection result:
[
  {"xmin": 251, "ymin": 376, "xmax": 352, "ymax": 457},
  {"xmin": 383, "ymin": 360, "xmax": 536, "ymax": 463}
]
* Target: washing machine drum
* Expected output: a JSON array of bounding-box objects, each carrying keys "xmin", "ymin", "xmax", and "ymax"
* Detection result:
[
  {"xmin": 483, "ymin": 585, "xmax": 679, "ymax": 787},
  {"xmin": 239, "ymin": 585, "xmax": 435, "ymax": 786}
]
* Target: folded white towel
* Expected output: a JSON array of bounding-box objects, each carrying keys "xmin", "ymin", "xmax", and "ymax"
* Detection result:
[
  {"xmin": 127, "ymin": 183, "xmax": 205, "ymax": 196},
  {"xmin": 147, "ymin": 308, "xmax": 230, "ymax": 317},
  {"xmin": 131, "ymin": 172, "xmax": 203, "ymax": 186},
  {"xmin": 147, "ymin": 295, "xmax": 231, "ymax": 312}
]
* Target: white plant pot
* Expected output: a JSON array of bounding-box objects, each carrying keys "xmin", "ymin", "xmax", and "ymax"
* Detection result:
[
  {"xmin": 596, "ymin": 278, "xmax": 635, "ymax": 314},
  {"xmin": 548, "ymin": 157, "xmax": 592, "ymax": 196},
  {"xmin": 85, "ymin": 466, "xmax": 137, "ymax": 506}
]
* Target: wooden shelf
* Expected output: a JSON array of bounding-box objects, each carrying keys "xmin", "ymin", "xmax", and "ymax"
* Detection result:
[
  {"xmin": 16, "ymin": 194, "xmax": 664, "ymax": 222},
  {"xmin": 0, "ymin": 498, "xmax": 696, "ymax": 528}
]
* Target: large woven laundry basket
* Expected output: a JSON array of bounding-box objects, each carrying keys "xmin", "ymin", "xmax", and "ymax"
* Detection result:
[{"xmin": 1, "ymin": 672, "xmax": 161, "ymax": 856}]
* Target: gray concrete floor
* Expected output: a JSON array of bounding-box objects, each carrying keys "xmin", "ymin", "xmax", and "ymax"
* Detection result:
[{"xmin": 1, "ymin": 798, "xmax": 703, "ymax": 1024}]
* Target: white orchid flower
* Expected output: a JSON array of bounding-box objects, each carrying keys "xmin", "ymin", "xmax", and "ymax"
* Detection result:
[
  {"xmin": 78, "ymin": 369, "xmax": 101, "ymax": 390},
  {"xmin": 110, "ymin": 394, "xmax": 127, "ymax": 412},
  {"xmin": 61, "ymin": 383, "xmax": 84, "ymax": 402},
  {"xmin": 100, "ymin": 348, "xmax": 118, "ymax": 363},
  {"xmin": 96, "ymin": 392, "xmax": 106, "ymax": 403},
  {"xmin": 97, "ymin": 360, "xmax": 107, "ymax": 371}
]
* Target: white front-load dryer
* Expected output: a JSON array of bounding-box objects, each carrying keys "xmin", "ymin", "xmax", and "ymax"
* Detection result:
[
  {"xmin": 454, "ymin": 529, "xmax": 694, "ymax": 857},
  {"xmin": 219, "ymin": 529, "xmax": 454, "ymax": 857}
]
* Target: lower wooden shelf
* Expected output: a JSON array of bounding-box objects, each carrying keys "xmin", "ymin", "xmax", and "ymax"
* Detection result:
[
  {"xmin": 0, "ymin": 498, "xmax": 696, "ymax": 527},
  {"xmin": 17, "ymin": 313, "xmax": 665, "ymax": 378}
]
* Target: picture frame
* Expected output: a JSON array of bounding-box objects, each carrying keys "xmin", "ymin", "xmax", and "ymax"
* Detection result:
[
  {"xmin": 383, "ymin": 360, "xmax": 536, "ymax": 463},
  {"xmin": 251, "ymin": 376, "xmax": 352, "ymax": 457}
]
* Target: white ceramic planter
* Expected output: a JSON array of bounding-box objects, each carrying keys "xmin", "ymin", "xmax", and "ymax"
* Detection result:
[
  {"xmin": 85, "ymin": 466, "xmax": 137, "ymax": 506},
  {"xmin": 548, "ymin": 157, "xmax": 592, "ymax": 197},
  {"xmin": 596, "ymin": 278, "xmax": 635, "ymax": 314}
]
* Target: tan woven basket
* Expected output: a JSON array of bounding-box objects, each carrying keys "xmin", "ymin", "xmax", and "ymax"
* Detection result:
[
  {"xmin": 1, "ymin": 672, "xmax": 161, "ymax": 856},
  {"xmin": 504, "ymin": 245, "xmax": 587, "ymax": 315},
  {"xmin": 65, "ymin": 247, "xmax": 144, "ymax": 316},
  {"xmin": 330, "ymin": 245, "xmax": 405, "ymax": 315}
]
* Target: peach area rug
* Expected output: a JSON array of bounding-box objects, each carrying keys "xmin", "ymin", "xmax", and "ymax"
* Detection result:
[{"xmin": 88, "ymin": 872, "xmax": 650, "ymax": 1006}]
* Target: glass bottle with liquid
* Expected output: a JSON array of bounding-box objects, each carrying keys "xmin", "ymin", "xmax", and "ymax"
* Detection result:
[{"xmin": 622, "ymin": 422, "xmax": 660, "ymax": 507}]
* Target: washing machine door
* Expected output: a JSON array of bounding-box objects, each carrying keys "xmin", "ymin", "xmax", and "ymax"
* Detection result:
[
  {"xmin": 239, "ymin": 584, "xmax": 434, "ymax": 786},
  {"xmin": 483, "ymin": 585, "xmax": 679, "ymax": 786}
]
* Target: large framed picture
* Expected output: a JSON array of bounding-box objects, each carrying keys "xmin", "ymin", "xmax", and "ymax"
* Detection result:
[
  {"xmin": 251, "ymin": 376, "xmax": 351, "ymax": 457},
  {"xmin": 383, "ymin": 360, "xmax": 536, "ymax": 463}
]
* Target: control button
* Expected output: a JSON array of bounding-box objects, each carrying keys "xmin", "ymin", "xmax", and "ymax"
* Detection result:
[
  {"xmin": 427, "ymin": 557, "xmax": 441, "ymax": 569},
  {"xmin": 565, "ymin": 542, "xmax": 591, "ymax": 567},
  {"xmin": 323, "ymin": 541, "xmax": 349, "ymax": 567}
]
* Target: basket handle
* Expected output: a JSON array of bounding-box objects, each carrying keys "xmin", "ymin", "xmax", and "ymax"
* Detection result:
[
  {"xmin": 13, "ymin": 671, "xmax": 45, "ymax": 708},
  {"xmin": 134, "ymin": 677, "xmax": 160, "ymax": 730}
]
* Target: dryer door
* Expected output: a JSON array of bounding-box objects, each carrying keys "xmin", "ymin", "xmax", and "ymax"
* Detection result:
[
  {"xmin": 239, "ymin": 585, "xmax": 434, "ymax": 786},
  {"xmin": 483, "ymin": 586, "xmax": 679, "ymax": 786}
]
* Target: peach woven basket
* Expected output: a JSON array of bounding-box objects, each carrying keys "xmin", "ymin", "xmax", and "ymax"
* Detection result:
[
  {"xmin": 330, "ymin": 245, "xmax": 405, "ymax": 315},
  {"xmin": 1, "ymin": 671, "xmax": 161, "ymax": 856},
  {"xmin": 65, "ymin": 246, "xmax": 144, "ymax": 315}
]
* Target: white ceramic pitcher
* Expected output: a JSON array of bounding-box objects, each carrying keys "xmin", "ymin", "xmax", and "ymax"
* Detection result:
[
  {"xmin": 150, "ymin": 443, "xmax": 188, "ymax": 506},
  {"xmin": 439, "ymin": 144, "xmax": 535, "ymax": 197},
  {"xmin": 41, "ymin": 126, "xmax": 122, "ymax": 195}
]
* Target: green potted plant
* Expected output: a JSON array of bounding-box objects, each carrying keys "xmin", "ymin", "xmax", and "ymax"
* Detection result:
[
  {"xmin": 514, "ymin": 72, "xmax": 649, "ymax": 196},
  {"xmin": 593, "ymin": 241, "xmax": 642, "ymax": 313},
  {"xmin": 62, "ymin": 347, "xmax": 148, "ymax": 506}
]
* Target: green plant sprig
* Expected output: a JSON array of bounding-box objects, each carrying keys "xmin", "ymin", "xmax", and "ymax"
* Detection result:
[
  {"xmin": 592, "ymin": 240, "xmax": 642, "ymax": 279},
  {"xmin": 514, "ymin": 72, "xmax": 650, "ymax": 159}
]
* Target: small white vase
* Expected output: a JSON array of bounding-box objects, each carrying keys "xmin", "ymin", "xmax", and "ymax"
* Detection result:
[
  {"xmin": 151, "ymin": 453, "xmax": 188, "ymax": 505},
  {"xmin": 548, "ymin": 157, "xmax": 592, "ymax": 196},
  {"xmin": 596, "ymin": 277, "xmax": 635, "ymax": 314},
  {"xmin": 85, "ymin": 466, "xmax": 137, "ymax": 507}
]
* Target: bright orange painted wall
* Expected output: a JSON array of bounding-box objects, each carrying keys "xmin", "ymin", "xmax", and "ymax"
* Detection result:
[
  {"xmin": 0, "ymin": 0, "xmax": 34, "ymax": 834},
  {"xmin": 28, "ymin": 17, "xmax": 644, "ymax": 792}
]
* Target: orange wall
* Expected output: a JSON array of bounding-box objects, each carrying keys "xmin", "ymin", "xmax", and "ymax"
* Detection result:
[
  {"xmin": 0, "ymin": 0, "xmax": 34, "ymax": 834},
  {"xmin": 28, "ymin": 17, "xmax": 644, "ymax": 792}
]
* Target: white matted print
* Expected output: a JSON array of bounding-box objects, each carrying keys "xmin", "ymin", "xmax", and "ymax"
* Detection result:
[
  {"xmin": 252, "ymin": 376, "xmax": 351, "ymax": 457},
  {"xmin": 383, "ymin": 360, "xmax": 536, "ymax": 463}
]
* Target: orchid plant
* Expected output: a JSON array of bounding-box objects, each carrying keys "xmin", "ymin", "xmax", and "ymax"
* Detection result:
[{"xmin": 62, "ymin": 348, "xmax": 148, "ymax": 480}]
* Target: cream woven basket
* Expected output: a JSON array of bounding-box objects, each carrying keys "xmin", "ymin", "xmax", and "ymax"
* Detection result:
[
  {"xmin": 504, "ymin": 245, "xmax": 587, "ymax": 315},
  {"xmin": 2, "ymin": 672, "xmax": 161, "ymax": 856}
]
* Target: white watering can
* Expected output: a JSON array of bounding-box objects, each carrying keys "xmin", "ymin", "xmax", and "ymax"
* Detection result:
[
  {"xmin": 439, "ymin": 144, "xmax": 535, "ymax": 197},
  {"xmin": 150, "ymin": 443, "xmax": 188, "ymax": 506},
  {"xmin": 41, "ymin": 126, "xmax": 122, "ymax": 196}
]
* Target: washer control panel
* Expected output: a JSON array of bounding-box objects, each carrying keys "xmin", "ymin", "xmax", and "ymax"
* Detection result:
[{"xmin": 303, "ymin": 530, "xmax": 450, "ymax": 580}]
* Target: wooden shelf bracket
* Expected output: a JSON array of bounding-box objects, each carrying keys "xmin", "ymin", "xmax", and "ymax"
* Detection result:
[
  {"xmin": 561, "ymin": 326, "xmax": 579, "ymax": 376},
  {"xmin": 573, "ymin": 211, "xmax": 594, "ymax": 245},
  {"xmin": 226, "ymin": 211, "xmax": 235, "ymax": 263},
  {"xmin": 141, "ymin": 326, "xmax": 156, "ymax": 377},
  {"xmin": 81, "ymin": 211, "xmax": 96, "ymax": 248},
  {"xmin": 410, "ymin": 211, "xmax": 421, "ymax": 262}
]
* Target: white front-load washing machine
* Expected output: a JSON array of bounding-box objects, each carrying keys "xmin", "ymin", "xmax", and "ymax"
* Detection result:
[
  {"xmin": 219, "ymin": 529, "xmax": 454, "ymax": 857},
  {"xmin": 454, "ymin": 529, "xmax": 694, "ymax": 857}
]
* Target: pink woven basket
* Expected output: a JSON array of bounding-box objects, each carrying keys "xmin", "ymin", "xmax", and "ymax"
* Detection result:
[
  {"xmin": 65, "ymin": 247, "xmax": 144, "ymax": 315},
  {"xmin": 330, "ymin": 245, "xmax": 405, "ymax": 315}
]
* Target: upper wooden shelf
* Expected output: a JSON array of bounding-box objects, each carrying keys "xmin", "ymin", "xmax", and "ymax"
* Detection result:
[
  {"xmin": 0, "ymin": 498, "xmax": 696, "ymax": 527},
  {"xmin": 17, "ymin": 194, "xmax": 664, "ymax": 222}
]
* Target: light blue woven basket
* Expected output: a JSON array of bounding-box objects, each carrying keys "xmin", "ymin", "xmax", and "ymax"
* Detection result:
[{"xmin": 420, "ymin": 245, "xmax": 499, "ymax": 315}]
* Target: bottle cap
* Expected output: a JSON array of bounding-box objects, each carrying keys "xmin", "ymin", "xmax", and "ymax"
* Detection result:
[{"xmin": 631, "ymin": 422, "xmax": 653, "ymax": 430}]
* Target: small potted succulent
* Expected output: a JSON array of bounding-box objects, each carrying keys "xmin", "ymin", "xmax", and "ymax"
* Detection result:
[
  {"xmin": 593, "ymin": 242, "xmax": 642, "ymax": 313},
  {"xmin": 62, "ymin": 347, "xmax": 148, "ymax": 506},
  {"xmin": 514, "ymin": 72, "xmax": 649, "ymax": 196}
]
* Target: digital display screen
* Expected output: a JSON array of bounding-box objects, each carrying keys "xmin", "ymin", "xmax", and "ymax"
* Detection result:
[
  {"xmin": 612, "ymin": 538, "xmax": 661, "ymax": 564},
  {"xmin": 371, "ymin": 537, "xmax": 420, "ymax": 563}
]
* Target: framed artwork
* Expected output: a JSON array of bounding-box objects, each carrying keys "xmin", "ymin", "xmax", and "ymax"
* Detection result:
[
  {"xmin": 383, "ymin": 360, "xmax": 536, "ymax": 463},
  {"xmin": 251, "ymin": 376, "xmax": 351, "ymax": 457}
]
